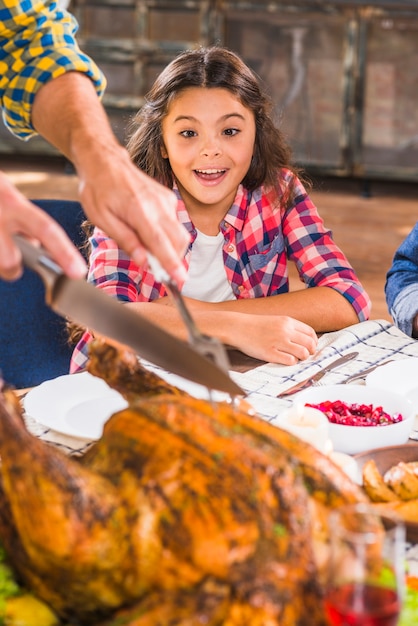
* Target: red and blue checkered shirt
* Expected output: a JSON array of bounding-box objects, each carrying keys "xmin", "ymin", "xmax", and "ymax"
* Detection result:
[
  {"xmin": 70, "ymin": 170, "xmax": 371, "ymax": 372},
  {"xmin": 0, "ymin": 0, "xmax": 105, "ymax": 138}
]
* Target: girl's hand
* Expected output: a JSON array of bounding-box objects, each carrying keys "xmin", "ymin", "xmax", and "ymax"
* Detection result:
[
  {"xmin": 228, "ymin": 314, "xmax": 318, "ymax": 365},
  {"xmin": 127, "ymin": 304, "xmax": 317, "ymax": 365}
]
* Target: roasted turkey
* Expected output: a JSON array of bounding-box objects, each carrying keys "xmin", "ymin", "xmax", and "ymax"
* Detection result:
[{"xmin": 0, "ymin": 341, "xmax": 367, "ymax": 625}]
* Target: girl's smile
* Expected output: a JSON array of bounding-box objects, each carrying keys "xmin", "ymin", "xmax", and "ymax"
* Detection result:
[
  {"xmin": 161, "ymin": 87, "xmax": 256, "ymax": 228},
  {"xmin": 193, "ymin": 168, "xmax": 228, "ymax": 184}
]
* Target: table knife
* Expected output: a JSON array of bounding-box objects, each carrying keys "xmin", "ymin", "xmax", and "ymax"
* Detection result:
[
  {"xmin": 14, "ymin": 236, "xmax": 245, "ymax": 396},
  {"xmin": 277, "ymin": 351, "xmax": 359, "ymax": 397}
]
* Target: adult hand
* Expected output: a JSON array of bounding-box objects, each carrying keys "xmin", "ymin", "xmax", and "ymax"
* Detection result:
[
  {"xmin": 32, "ymin": 73, "xmax": 190, "ymax": 285},
  {"xmin": 0, "ymin": 171, "xmax": 86, "ymax": 281},
  {"xmin": 77, "ymin": 143, "xmax": 189, "ymax": 285}
]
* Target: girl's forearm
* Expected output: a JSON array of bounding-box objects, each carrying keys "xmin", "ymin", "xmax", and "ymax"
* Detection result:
[
  {"xmin": 126, "ymin": 301, "xmax": 235, "ymax": 345},
  {"xmin": 126, "ymin": 301, "xmax": 318, "ymax": 365},
  {"xmin": 181, "ymin": 287, "xmax": 360, "ymax": 333}
]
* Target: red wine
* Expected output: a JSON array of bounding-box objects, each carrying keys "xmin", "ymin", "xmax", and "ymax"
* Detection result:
[{"xmin": 325, "ymin": 583, "xmax": 400, "ymax": 626}]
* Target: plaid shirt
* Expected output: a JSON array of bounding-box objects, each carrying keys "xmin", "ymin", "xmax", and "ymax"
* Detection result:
[
  {"xmin": 71, "ymin": 171, "xmax": 371, "ymax": 372},
  {"xmin": 0, "ymin": 0, "xmax": 105, "ymax": 138}
]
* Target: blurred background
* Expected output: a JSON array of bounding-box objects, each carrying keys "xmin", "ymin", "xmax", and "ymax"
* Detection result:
[
  {"xmin": 3, "ymin": 0, "xmax": 418, "ymax": 182},
  {"xmin": 2, "ymin": 0, "xmax": 418, "ymax": 321}
]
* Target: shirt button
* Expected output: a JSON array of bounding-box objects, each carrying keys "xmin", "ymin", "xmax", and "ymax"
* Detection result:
[{"xmin": 227, "ymin": 244, "xmax": 235, "ymax": 253}]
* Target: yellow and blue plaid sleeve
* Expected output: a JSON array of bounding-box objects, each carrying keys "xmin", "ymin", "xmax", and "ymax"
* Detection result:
[{"xmin": 0, "ymin": 0, "xmax": 106, "ymax": 139}]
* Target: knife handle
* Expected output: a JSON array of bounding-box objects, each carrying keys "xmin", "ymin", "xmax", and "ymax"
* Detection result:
[
  {"xmin": 277, "ymin": 351, "xmax": 359, "ymax": 397},
  {"xmin": 13, "ymin": 235, "xmax": 61, "ymax": 302}
]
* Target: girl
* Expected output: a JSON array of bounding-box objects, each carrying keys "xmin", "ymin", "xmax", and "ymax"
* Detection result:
[{"xmin": 70, "ymin": 46, "xmax": 370, "ymax": 373}]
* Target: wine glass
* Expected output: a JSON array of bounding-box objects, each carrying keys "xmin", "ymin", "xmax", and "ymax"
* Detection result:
[{"xmin": 324, "ymin": 503, "xmax": 406, "ymax": 626}]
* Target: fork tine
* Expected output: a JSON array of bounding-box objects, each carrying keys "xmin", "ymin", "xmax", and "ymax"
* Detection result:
[
  {"xmin": 147, "ymin": 253, "xmax": 231, "ymax": 371},
  {"xmin": 192, "ymin": 335, "xmax": 231, "ymax": 372}
]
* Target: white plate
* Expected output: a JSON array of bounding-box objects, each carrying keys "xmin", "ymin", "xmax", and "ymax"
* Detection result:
[
  {"xmin": 140, "ymin": 366, "xmax": 230, "ymax": 402},
  {"xmin": 23, "ymin": 372, "xmax": 128, "ymax": 440},
  {"xmin": 366, "ymin": 357, "xmax": 418, "ymax": 395},
  {"xmin": 366, "ymin": 358, "xmax": 418, "ymax": 428}
]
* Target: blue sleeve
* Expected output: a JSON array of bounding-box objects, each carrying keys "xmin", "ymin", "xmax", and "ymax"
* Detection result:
[{"xmin": 385, "ymin": 221, "xmax": 418, "ymax": 336}]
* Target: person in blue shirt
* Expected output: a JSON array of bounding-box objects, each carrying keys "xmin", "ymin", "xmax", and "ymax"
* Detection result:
[{"xmin": 385, "ymin": 222, "xmax": 418, "ymax": 338}]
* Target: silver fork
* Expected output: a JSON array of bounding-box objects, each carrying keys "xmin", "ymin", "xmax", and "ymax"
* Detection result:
[
  {"xmin": 314, "ymin": 359, "xmax": 395, "ymax": 386},
  {"xmin": 341, "ymin": 359, "xmax": 395, "ymax": 384},
  {"xmin": 147, "ymin": 254, "xmax": 231, "ymax": 372}
]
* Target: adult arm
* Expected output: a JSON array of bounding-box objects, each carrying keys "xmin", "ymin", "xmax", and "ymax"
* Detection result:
[
  {"xmin": 0, "ymin": 0, "xmax": 103, "ymax": 279},
  {"xmin": 32, "ymin": 72, "xmax": 188, "ymax": 283},
  {"xmin": 0, "ymin": 1, "xmax": 188, "ymax": 282},
  {"xmin": 385, "ymin": 221, "xmax": 418, "ymax": 337}
]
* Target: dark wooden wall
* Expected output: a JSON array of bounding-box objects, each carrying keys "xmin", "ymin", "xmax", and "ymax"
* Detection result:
[{"xmin": 2, "ymin": 1, "xmax": 418, "ymax": 183}]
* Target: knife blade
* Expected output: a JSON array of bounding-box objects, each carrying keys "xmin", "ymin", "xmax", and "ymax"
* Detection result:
[
  {"xmin": 277, "ymin": 351, "xmax": 359, "ymax": 397},
  {"xmin": 14, "ymin": 236, "xmax": 245, "ymax": 396}
]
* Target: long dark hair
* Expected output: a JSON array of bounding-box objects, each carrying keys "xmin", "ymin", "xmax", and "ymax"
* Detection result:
[{"xmin": 127, "ymin": 46, "xmax": 305, "ymax": 206}]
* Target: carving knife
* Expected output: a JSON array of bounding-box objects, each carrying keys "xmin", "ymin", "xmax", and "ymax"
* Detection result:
[{"xmin": 14, "ymin": 236, "xmax": 245, "ymax": 396}]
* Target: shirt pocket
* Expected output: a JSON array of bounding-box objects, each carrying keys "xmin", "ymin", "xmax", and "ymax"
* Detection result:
[
  {"xmin": 245, "ymin": 236, "xmax": 287, "ymax": 297},
  {"xmin": 248, "ymin": 235, "xmax": 284, "ymax": 270}
]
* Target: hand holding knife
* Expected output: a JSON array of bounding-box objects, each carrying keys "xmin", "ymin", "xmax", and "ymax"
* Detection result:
[{"xmin": 13, "ymin": 236, "xmax": 244, "ymax": 396}]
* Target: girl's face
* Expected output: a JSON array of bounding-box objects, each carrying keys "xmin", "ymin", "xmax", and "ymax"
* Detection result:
[{"xmin": 161, "ymin": 87, "xmax": 256, "ymax": 219}]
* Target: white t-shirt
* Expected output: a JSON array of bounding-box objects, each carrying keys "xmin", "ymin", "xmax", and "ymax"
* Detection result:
[{"xmin": 181, "ymin": 229, "xmax": 236, "ymax": 302}]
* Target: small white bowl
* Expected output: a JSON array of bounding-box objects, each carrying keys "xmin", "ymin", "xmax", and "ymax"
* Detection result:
[
  {"xmin": 294, "ymin": 384, "xmax": 414, "ymax": 455},
  {"xmin": 273, "ymin": 404, "xmax": 330, "ymax": 453}
]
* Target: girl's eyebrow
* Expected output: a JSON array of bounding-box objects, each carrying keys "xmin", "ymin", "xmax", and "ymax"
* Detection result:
[{"xmin": 173, "ymin": 112, "xmax": 246, "ymax": 123}]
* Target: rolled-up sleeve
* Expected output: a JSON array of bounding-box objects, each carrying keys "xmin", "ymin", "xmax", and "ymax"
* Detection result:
[
  {"xmin": 0, "ymin": 0, "xmax": 106, "ymax": 139},
  {"xmin": 284, "ymin": 183, "xmax": 372, "ymax": 322}
]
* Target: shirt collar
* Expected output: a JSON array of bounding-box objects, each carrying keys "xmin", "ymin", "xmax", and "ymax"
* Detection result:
[
  {"xmin": 223, "ymin": 185, "xmax": 250, "ymax": 232},
  {"xmin": 173, "ymin": 184, "xmax": 251, "ymax": 235}
]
